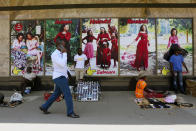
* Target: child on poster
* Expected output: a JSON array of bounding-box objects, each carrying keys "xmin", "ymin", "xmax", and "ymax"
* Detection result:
[{"xmin": 101, "ymin": 42, "xmax": 111, "ymax": 69}]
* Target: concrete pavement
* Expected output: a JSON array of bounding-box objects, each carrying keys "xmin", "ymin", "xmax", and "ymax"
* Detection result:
[{"xmin": 0, "ymin": 91, "xmax": 196, "ymax": 125}]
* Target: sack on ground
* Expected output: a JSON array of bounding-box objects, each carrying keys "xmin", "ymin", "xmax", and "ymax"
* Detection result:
[
  {"xmin": 10, "ymin": 92, "xmax": 23, "ymax": 102},
  {"xmin": 163, "ymin": 51, "xmax": 170, "ymax": 61}
]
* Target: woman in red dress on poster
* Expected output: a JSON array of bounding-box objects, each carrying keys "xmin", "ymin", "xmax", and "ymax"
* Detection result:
[
  {"xmin": 96, "ymin": 27, "xmax": 111, "ymax": 66},
  {"xmin": 128, "ymin": 25, "xmax": 150, "ymax": 71},
  {"xmin": 54, "ymin": 24, "xmax": 72, "ymax": 62}
]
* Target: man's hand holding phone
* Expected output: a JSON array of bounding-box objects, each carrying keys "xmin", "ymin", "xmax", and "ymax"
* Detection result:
[
  {"xmin": 61, "ymin": 48, "xmax": 66, "ymax": 53},
  {"xmin": 59, "ymin": 44, "xmax": 66, "ymax": 53}
]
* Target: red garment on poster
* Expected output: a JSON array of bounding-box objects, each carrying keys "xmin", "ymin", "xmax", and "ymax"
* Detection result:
[
  {"xmin": 54, "ymin": 32, "xmax": 71, "ymax": 42},
  {"xmin": 82, "ymin": 35, "xmax": 97, "ymax": 43},
  {"xmin": 108, "ymin": 25, "xmax": 117, "ymax": 36},
  {"xmin": 111, "ymin": 38, "xmax": 118, "ymax": 60},
  {"xmin": 97, "ymin": 33, "xmax": 111, "ymax": 43},
  {"xmin": 167, "ymin": 36, "xmax": 179, "ymax": 48},
  {"xmin": 102, "ymin": 48, "xmax": 111, "ymax": 66},
  {"xmin": 83, "ymin": 36, "xmax": 97, "ymax": 59},
  {"xmin": 131, "ymin": 32, "xmax": 149, "ymax": 69},
  {"xmin": 96, "ymin": 33, "xmax": 111, "ymax": 65}
]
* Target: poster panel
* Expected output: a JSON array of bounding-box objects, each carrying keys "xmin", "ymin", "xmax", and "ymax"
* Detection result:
[
  {"xmin": 82, "ymin": 18, "xmax": 118, "ymax": 76},
  {"xmin": 45, "ymin": 19, "xmax": 80, "ymax": 75},
  {"xmin": 119, "ymin": 18, "xmax": 156, "ymax": 76},
  {"xmin": 10, "ymin": 20, "xmax": 45, "ymax": 76},
  {"xmin": 157, "ymin": 19, "xmax": 193, "ymax": 75}
]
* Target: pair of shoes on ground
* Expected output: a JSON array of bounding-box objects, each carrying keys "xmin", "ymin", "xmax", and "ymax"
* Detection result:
[{"xmin": 39, "ymin": 106, "xmax": 80, "ymax": 118}]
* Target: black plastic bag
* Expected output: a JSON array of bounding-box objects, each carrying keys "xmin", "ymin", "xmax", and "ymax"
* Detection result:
[
  {"xmin": 0, "ymin": 93, "xmax": 4, "ymax": 104},
  {"xmin": 163, "ymin": 51, "xmax": 170, "ymax": 61},
  {"xmin": 163, "ymin": 44, "xmax": 188, "ymax": 61}
]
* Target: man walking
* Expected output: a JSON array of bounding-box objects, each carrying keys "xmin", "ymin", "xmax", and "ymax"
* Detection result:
[{"xmin": 40, "ymin": 40, "xmax": 79, "ymax": 118}]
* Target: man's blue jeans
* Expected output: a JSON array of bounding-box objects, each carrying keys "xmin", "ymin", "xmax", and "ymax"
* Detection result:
[
  {"xmin": 173, "ymin": 71, "xmax": 184, "ymax": 92},
  {"xmin": 41, "ymin": 76, "xmax": 74, "ymax": 115}
]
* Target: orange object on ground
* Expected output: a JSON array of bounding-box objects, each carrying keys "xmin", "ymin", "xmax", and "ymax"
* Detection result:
[{"xmin": 135, "ymin": 79, "xmax": 147, "ymax": 98}]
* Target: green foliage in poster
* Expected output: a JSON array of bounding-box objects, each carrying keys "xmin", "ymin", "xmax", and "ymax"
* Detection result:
[
  {"xmin": 45, "ymin": 19, "xmax": 80, "ymax": 64},
  {"xmin": 120, "ymin": 18, "xmax": 155, "ymax": 34},
  {"xmin": 184, "ymin": 45, "xmax": 192, "ymax": 53}
]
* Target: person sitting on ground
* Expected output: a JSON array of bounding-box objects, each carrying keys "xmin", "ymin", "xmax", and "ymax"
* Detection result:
[
  {"xmin": 74, "ymin": 48, "xmax": 88, "ymax": 83},
  {"xmin": 0, "ymin": 92, "xmax": 9, "ymax": 107},
  {"xmin": 135, "ymin": 71, "xmax": 149, "ymax": 98},
  {"xmin": 169, "ymin": 48, "xmax": 189, "ymax": 94},
  {"xmin": 20, "ymin": 67, "xmax": 36, "ymax": 95}
]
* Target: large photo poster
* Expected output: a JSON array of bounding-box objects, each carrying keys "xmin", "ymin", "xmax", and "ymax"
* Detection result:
[
  {"xmin": 45, "ymin": 19, "xmax": 80, "ymax": 75},
  {"xmin": 119, "ymin": 18, "xmax": 156, "ymax": 76},
  {"xmin": 157, "ymin": 19, "xmax": 193, "ymax": 75},
  {"xmin": 10, "ymin": 18, "xmax": 193, "ymax": 77},
  {"xmin": 82, "ymin": 18, "xmax": 118, "ymax": 76},
  {"xmin": 10, "ymin": 20, "xmax": 45, "ymax": 76}
]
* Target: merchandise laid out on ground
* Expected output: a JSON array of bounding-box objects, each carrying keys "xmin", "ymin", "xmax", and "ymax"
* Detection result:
[
  {"xmin": 134, "ymin": 95, "xmax": 194, "ymax": 109},
  {"xmin": 42, "ymin": 81, "xmax": 100, "ymax": 102},
  {"xmin": 76, "ymin": 81, "xmax": 100, "ymax": 102}
]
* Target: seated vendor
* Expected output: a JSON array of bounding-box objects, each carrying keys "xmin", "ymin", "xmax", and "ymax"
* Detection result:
[
  {"xmin": 135, "ymin": 71, "xmax": 149, "ymax": 98},
  {"xmin": 20, "ymin": 67, "xmax": 36, "ymax": 95}
]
